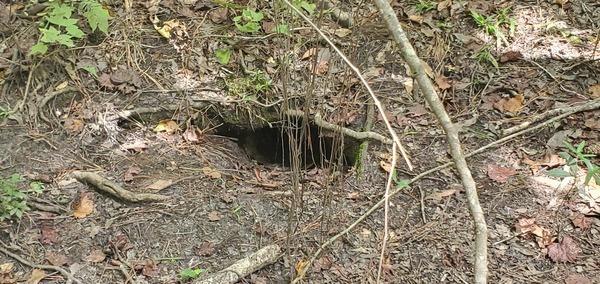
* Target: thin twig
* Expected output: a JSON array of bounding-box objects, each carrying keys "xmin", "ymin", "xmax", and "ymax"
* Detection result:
[{"xmin": 377, "ymin": 144, "xmax": 397, "ymax": 281}]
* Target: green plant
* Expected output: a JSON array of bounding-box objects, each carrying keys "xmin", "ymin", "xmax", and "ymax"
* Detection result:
[
  {"xmin": 292, "ymin": 0, "xmax": 316, "ymax": 14},
  {"xmin": 274, "ymin": 24, "xmax": 291, "ymax": 35},
  {"xmin": 391, "ymin": 170, "xmax": 411, "ymax": 189},
  {"xmin": 470, "ymin": 6, "xmax": 515, "ymax": 47},
  {"xmin": 233, "ymin": 8, "xmax": 263, "ymax": 33},
  {"xmin": 1, "ymin": 174, "xmax": 43, "ymax": 221},
  {"xmin": 415, "ymin": 0, "xmax": 436, "ymax": 14},
  {"xmin": 180, "ymin": 268, "xmax": 202, "ymax": 280},
  {"xmin": 30, "ymin": 0, "xmax": 111, "ymax": 55},
  {"xmin": 215, "ymin": 48, "xmax": 231, "ymax": 65},
  {"xmin": 546, "ymin": 141, "xmax": 600, "ymax": 187},
  {"xmin": 475, "ymin": 45, "xmax": 499, "ymax": 69},
  {"xmin": 249, "ymin": 70, "xmax": 272, "ymax": 93},
  {"xmin": 0, "ymin": 106, "xmax": 9, "ymax": 118}
]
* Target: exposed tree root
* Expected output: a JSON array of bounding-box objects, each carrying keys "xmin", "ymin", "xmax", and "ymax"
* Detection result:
[{"xmin": 72, "ymin": 171, "xmax": 168, "ymax": 203}]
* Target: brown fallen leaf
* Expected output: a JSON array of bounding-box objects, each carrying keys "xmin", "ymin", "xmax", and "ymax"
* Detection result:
[
  {"xmin": 146, "ymin": 179, "xmax": 173, "ymax": 191},
  {"xmin": 487, "ymin": 164, "xmax": 517, "ymax": 183},
  {"xmin": 588, "ymin": 84, "xmax": 600, "ymax": 98},
  {"xmin": 493, "ymin": 93, "xmax": 524, "ymax": 114},
  {"xmin": 39, "ymin": 226, "xmax": 58, "ymax": 244},
  {"xmin": 570, "ymin": 212, "xmax": 591, "ymax": 229},
  {"xmin": 46, "ymin": 252, "xmax": 70, "ymax": 266},
  {"xmin": 154, "ymin": 119, "xmax": 181, "ymax": 134},
  {"xmin": 123, "ymin": 166, "xmax": 142, "ymax": 182},
  {"xmin": 208, "ymin": 211, "xmax": 220, "ymax": 221},
  {"xmin": 565, "ymin": 274, "xmax": 592, "ymax": 284},
  {"xmin": 301, "ymin": 48, "xmax": 318, "ymax": 60},
  {"xmin": 73, "ymin": 194, "xmax": 94, "ymax": 218},
  {"xmin": 84, "ymin": 249, "xmax": 106, "ymax": 263},
  {"xmin": 295, "ymin": 260, "xmax": 309, "ymax": 276},
  {"xmin": 547, "ymin": 236, "xmax": 580, "ymax": 262},
  {"xmin": 25, "ymin": 268, "xmax": 46, "ymax": 284},
  {"xmin": 435, "ymin": 75, "xmax": 452, "ymax": 90},
  {"xmin": 426, "ymin": 189, "xmax": 457, "ymax": 202}
]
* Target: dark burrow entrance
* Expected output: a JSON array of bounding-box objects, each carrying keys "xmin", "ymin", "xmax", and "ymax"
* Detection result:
[{"xmin": 216, "ymin": 123, "xmax": 358, "ymax": 168}]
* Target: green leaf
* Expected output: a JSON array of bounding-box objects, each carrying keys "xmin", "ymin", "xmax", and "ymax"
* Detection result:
[
  {"xmin": 545, "ymin": 168, "xmax": 572, "ymax": 178},
  {"xmin": 563, "ymin": 140, "xmax": 577, "ymax": 153},
  {"xmin": 180, "ymin": 268, "xmax": 202, "ymax": 280},
  {"xmin": 557, "ymin": 151, "xmax": 573, "ymax": 162},
  {"xmin": 66, "ymin": 25, "xmax": 86, "ymax": 38},
  {"xmin": 55, "ymin": 34, "xmax": 75, "ymax": 47},
  {"xmin": 300, "ymin": 1, "xmax": 316, "ymax": 14},
  {"xmin": 49, "ymin": 3, "xmax": 74, "ymax": 18},
  {"xmin": 275, "ymin": 24, "xmax": 290, "ymax": 35},
  {"xmin": 575, "ymin": 140, "xmax": 586, "ymax": 154},
  {"xmin": 46, "ymin": 15, "xmax": 79, "ymax": 27},
  {"xmin": 397, "ymin": 179, "xmax": 410, "ymax": 189},
  {"xmin": 84, "ymin": 5, "xmax": 111, "ymax": 35},
  {"xmin": 10, "ymin": 173, "xmax": 22, "ymax": 183},
  {"xmin": 250, "ymin": 11, "xmax": 263, "ymax": 21},
  {"xmin": 30, "ymin": 181, "xmax": 44, "ymax": 193},
  {"xmin": 82, "ymin": 66, "xmax": 98, "ymax": 77},
  {"xmin": 215, "ymin": 49, "xmax": 231, "ymax": 65},
  {"xmin": 40, "ymin": 26, "xmax": 61, "ymax": 43},
  {"xmin": 470, "ymin": 10, "xmax": 485, "ymax": 26}
]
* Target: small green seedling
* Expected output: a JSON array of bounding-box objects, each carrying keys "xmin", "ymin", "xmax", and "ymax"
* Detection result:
[
  {"xmin": 249, "ymin": 70, "xmax": 271, "ymax": 93},
  {"xmin": 180, "ymin": 268, "xmax": 202, "ymax": 280},
  {"xmin": 475, "ymin": 45, "xmax": 499, "ymax": 69},
  {"xmin": 415, "ymin": 0, "xmax": 436, "ymax": 14},
  {"xmin": 391, "ymin": 169, "xmax": 411, "ymax": 190},
  {"xmin": 0, "ymin": 174, "xmax": 43, "ymax": 221},
  {"xmin": 0, "ymin": 106, "xmax": 9, "ymax": 118},
  {"xmin": 233, "ymin": 8, "xmax": 263, "ymax": 33},
  {"xmin": 292, "ymin": 0, "xmax": 316, "ymax": 14},
  {"xmin": 470, "ymin": 6, "xmax": 515, "ymax": 47},
  {"xmin": 546, "ymin": 141, "xmax": 600, "ymax": 186}
]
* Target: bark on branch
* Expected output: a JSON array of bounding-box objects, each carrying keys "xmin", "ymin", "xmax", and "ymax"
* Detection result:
[{"xmin": 372, "ymin": 0, "xmax": 489, "ymax": 282}]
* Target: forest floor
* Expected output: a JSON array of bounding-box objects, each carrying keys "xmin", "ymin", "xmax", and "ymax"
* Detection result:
[{"xmin": 0, "ymin": 0, "xmax": 599, "ymax": 283}]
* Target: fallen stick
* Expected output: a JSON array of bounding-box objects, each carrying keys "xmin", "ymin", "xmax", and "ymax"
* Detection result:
[
  {"xmin": 195, "ymin": 244, "xmax": 281, "ymax": 284},
  {"xmin": 72, "ymin": 171, "xmax": 168, "ymax": 202}
]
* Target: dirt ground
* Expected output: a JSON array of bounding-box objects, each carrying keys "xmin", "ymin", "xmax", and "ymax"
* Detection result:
[{"xmin": 1, "ymin": 0, "xmax": 599, "ymax": 283}]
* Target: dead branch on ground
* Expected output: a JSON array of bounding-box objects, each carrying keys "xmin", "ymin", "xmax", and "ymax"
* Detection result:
[
  {"xmin": 373, "ymin": 0, "xmax": 488, "ymax": 282},
  {"xmin": 195, "ymin": 244, "xmax": 280, "ymax": 284},
  {"xmin": 285, "ymin": 109, "xmax": 392, "ymax": 144},
  {"xmin": 72, "ymin": 171, "xmax": 169, "ymax": 202}
]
